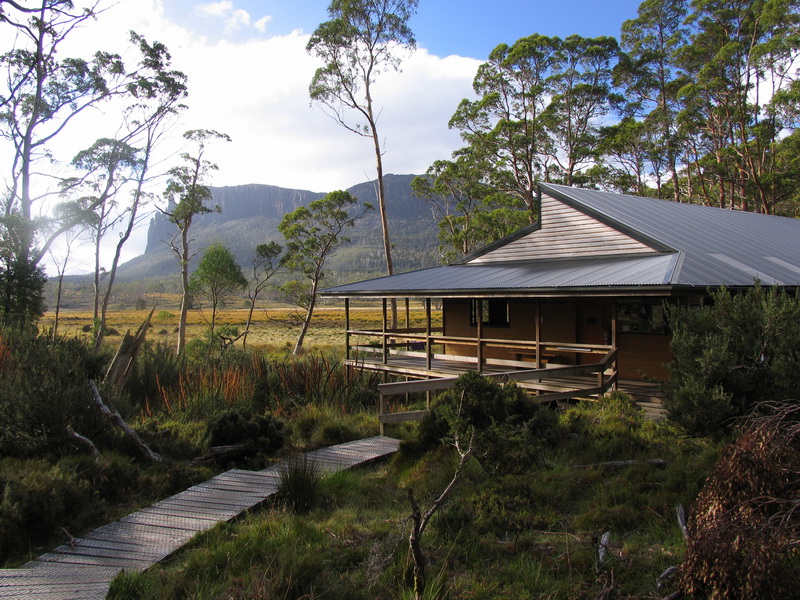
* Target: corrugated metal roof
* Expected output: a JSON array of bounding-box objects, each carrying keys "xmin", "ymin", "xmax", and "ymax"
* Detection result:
[
  {"xmin": 324, "ymin": 253, "xmax": 679, "ymax": 297},
  {"xmin": 322, "ymin": 184, "xmax": 800, "ymax": 297},
  {"xmin": 542, "ymin": 183, "xmax": 800, "ymax": 287}
]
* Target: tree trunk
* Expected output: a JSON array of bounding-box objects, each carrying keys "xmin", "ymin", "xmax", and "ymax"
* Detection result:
[
  {"xmin": 369, "ymin": 119, "xmax": 398, "ymax": 329},
  {"xmin": 177, "ymin": 227, "xmax": 191, "ymax": 355},
  {"xmin": 293, "ymin": 279, "xmax": 318, "ymax": 355}
]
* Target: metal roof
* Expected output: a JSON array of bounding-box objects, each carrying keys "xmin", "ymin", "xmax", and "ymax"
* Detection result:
[
  {"xmin": 543, "ymin": 183, "xmax": 800, "ymax": 287},
  {"xmin": 322, "ymin": 184, "xmax": 800, "ymax": 297}
]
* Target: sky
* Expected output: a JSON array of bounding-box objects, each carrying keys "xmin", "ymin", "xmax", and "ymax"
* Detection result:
[{"xmin": 5, "ymin": 0, "xmax": 645, "ymax": 274}]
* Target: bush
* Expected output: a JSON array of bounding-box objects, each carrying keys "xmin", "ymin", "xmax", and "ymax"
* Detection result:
[
  {"xmin": 665, "ymin": 286, "xmax": 800, "ymax": 436},
  {"xmin": 411, "ymin": 371, "xmax": 562, "ymax": 474},
  {"xmin": 0, "ymin": 328, "xmax": 111, "ymax": 457},
  {"xmin": 202, "ymin": 409, "xmax": 285, "ymax": 454}
]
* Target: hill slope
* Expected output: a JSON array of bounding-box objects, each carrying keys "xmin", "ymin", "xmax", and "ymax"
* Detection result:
[{"xmin": 116, "ymin": 174, "xmax": 441, "ymax": 283}]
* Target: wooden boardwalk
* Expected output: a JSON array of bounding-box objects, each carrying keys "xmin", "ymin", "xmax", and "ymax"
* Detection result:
[{"xmin": 0, "ymin": 436, "xmax": 400, "ymax": 600}]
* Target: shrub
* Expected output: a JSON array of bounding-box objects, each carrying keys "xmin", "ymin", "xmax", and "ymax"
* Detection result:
[
  {"xmin": 202, "ymin": 409, "xmax": 285, "ymax": 454},
  {"xmin": 665, "ymin": 285, "xmax": 800, "ymax": 436},
  {"xmin": 0, "ymin": 328, "xmax": 110, "ymax": 457},
  {"xmin": 412, "ymin": 371, "xmax": 562, "ymax": 474}
]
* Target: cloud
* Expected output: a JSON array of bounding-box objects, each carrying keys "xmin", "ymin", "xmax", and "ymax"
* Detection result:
[
  {"xmin": 12, "ymin": 0, "xmax": 480, "ymax": 273},
  {"xmin": 194, "ymin": 1, "xmax": 272, "ymax": 34}
]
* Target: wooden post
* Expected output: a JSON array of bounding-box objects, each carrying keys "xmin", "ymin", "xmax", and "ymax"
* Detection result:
[
  {"xmin": 405, "ymin": 298, "xmax": 410, "ymax": 329},
  {"xmin": 477, "ymin": 299, "xmax": 484, "ymax": 373},
  {"xmin": 426, "ymin": 298, "xmax": 432, "ymax": 370},
  {"xmin": 382, "ymin": 298, "xmax": 388, "ymax": 365},
  {"xmin": 345, "ymin": 298, "xmax": 351, "ymax": 361},
  {"xmin": 535, "ymin": 300, "xmax": 541, "ymax": 369},
  {"xmin": 379, "ymin": 390, "xmax": 386, "ymax": 436}
]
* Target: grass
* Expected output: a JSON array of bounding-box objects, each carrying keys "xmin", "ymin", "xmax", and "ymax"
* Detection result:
[
  {"xmin": 44, "ymin": 298, "xmax": 441, "ymax": 353},
  {"xmin": 105, "ymin": 397, "xmax": 720, "ymax": 600}
]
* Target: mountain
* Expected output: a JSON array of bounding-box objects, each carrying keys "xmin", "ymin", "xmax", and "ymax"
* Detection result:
[{"xmin": 115, "ymin": 174, "xmax": 441, "ymax": 283}]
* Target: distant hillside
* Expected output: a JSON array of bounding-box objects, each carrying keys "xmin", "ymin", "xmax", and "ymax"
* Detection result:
[{"xmin": 115, "ymin": 174, "xmax": 441, "ymax": 283}]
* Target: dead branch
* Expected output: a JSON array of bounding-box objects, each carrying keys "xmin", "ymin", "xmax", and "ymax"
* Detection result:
[
  {"xmin": 89, "ymin": 379, "xmax": 163, "ymax": 462},
  {"xmin": 408, "ymin": 426, "xmax": 475, "ymax": 600},
  {"xmin": 66, "ymin": 426, "xmax": 100, "ymax": 458},
  {"xmin": 105, "ymin": 306, "xmax": 155, "ymax": 391}
]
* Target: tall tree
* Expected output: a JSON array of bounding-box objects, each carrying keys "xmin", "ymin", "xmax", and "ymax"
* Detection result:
[
  {"xmin": 243, "ymin": 241, "xmax": 283, "ymax": 349},
  {"xmin": 676, "ymin": 0, "xmax": 800, "ymax": 212},
  {"xmin": 93, "ymin": 32, "xmax": 188, "ymax": 347},
  {"xmin": 541, "ymin": 35, "xmax": 621, "ymax": 186},
  {"xmin": 411, "ymin": 154, "xmax": 527, "ymax": 262},
  {"xmin": 189, "ymin": 243, "xmax": 247, "ymax": 345},
  {"xmin": 307, "ymin": 0, "xmax": 418, "ymax": 325},
  {"xmin": 0, "ymin": 1, "xmax": 188, "ymax": 325},
  {"xmin": 61, "ymin": 138, "xmax": 139, "ymax": 324},
  {"xmin": 279, "ymin": 190, "xmax": 371, "ymax": 355},
  {"xmin": 448, "ymin": 34, "xmax": 560, "ymax": 221},
  {"xmin": 616, "ymin": 0, "xmax": 689, "ymax": 201},
  {"xmin": 162, "ymin": 129, "xmax": 230, "ymax": 355}
]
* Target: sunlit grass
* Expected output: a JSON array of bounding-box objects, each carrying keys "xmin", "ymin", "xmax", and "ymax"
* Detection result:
[{"xmin": 43, "ymin": 299, "xmax": 442, "ymax": 353}]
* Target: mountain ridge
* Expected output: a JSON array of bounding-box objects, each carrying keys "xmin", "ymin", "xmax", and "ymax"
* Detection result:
[{"xmin": 116, "ymin": 174, "xmax": 441, "ymax": 283}]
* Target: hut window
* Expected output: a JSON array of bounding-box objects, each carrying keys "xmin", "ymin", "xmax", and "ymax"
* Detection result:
[
  {"xmin": 616, "ymin": 299, "xmax": 668, "ymax": 334},
  {"xmin": 471, "ymin": 299, "xmax": 510, "ymax": 328}
]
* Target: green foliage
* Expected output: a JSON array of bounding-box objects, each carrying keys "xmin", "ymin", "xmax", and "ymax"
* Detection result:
[
  {"xmin": 664, "ymin": 286, "xmax": 800, "ymax": 436},
  {"xmin": 202, "ymin": 409, "xmax": 285, "ymax": 453},
  {"xmin": 0, "ymin": 253, "xmax": 47, "ymax": 326},
  {"xmin": 189, "ymin": 243, "xmax": 247, "ymax": 338},
  {"xmin": 414, "ymin": 371, "xmax": 562, "ymax": 474},
  {"xmin": 0, "ymin": 328, "xmax": 112, "ymax": 457},
  {"xmin": 276, "ymin": 456, "xmax": 322, "ymax": 514},
  {"xmin": 561, "ymin": 391, "xmax": 664, "ymax": 460}
]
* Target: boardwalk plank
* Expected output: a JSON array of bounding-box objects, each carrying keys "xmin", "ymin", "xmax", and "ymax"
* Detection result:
[{"xmin": 0, "ymin": 436, "xmax": 399, "ymax": 600}]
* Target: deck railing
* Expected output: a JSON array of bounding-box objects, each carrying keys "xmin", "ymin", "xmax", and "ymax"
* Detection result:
[
  {"xmin": 372, "ymin": 345, "xmax": 618, "ymax": 435},
  {"xmin": 348, "ymin": 329, "xmax": 618, "ymax": 435},
  {"xmin": 347, "ymin": 327, "xmax": 613, "ymax": 372}
]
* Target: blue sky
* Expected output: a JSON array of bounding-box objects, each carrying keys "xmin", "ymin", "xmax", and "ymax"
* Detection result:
[{"xmin": 161, "ymin": 0, "xmax": 644, "ymax": 59}]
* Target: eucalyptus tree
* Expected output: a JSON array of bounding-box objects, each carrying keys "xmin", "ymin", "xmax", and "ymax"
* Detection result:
[
  {"xmin": 243, "ymin": 241, "xmax": 283, "ymax": 349},
  {"xmin": 0, "ymin": 1, "xmax": 188, "ymax": 324},
  {"xmin": 411, "ymin": 153, "xmax": 527, "ymax": 262},
  {"xmin": 307, "ymin": 0, "xmax": 418, "ymax": 326},
  {"xmin": 190, "ymin": 243, "xmax": 247, "ymax": 344},
  {"xmin": 279, "ymin": 190, "xmax": 372, "ymax": 355},
  {"xmin": 448, "ymin": 34, "xmax": 559, "ymax": 222},
  {"xmin": 162, "ymin": 129, "xmax": 230, "ymax": 355},
  {"xmin": 616, "ymin": 0, "xmax": 689, "ymax": 201},
  {"xmin": 61, "ymin": 138, "xmax": 139, "ymax": 324},
  {"xmin": 676, "ymin": 0, "xmax": 800, "ymax": 213},
  {"xmin": 540, "ymin": 35, "xmax": 621, "ymax": 186}
]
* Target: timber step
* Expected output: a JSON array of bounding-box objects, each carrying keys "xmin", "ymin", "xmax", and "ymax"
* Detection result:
[{"xmin": 0, "ymin": 436, "xmax": 400, "ymax": 600}]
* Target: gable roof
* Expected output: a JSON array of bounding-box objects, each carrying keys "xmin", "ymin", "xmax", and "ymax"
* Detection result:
[{"xmin": 322, "ymin": 184, "xmax": 800, "ymax": 298}]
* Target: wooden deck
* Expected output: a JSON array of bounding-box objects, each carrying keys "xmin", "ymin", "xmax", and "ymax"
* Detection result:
[
  {"xmin": 349, "ymin": 354, "xmax": 666, "ymax": 422},
  {"xmin": 0, "ymin": 436, "xmax": 401, "ymax": 600}
]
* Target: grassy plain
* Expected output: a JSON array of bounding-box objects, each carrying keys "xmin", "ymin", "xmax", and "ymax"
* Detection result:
[{"xmin": 45, "ymin": 297, "xmax": 441, "ymax": 353}]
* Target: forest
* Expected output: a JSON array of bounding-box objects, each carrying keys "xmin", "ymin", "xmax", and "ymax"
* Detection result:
[{"xmin": 1, "ymin": 0, "xmax": 800, "ymax": 599}]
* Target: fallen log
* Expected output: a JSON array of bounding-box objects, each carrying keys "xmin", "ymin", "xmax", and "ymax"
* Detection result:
[
  {"xmin": 190, "ymin": 440, "xmax": 259, "ymax": 465},
  {"xmin": 89, "ymin": 379, "xmax": 163, "ymax": 462},
  {"xmin": 575, "ymin": 458, "xmax": 667, "ymax": 471}
]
